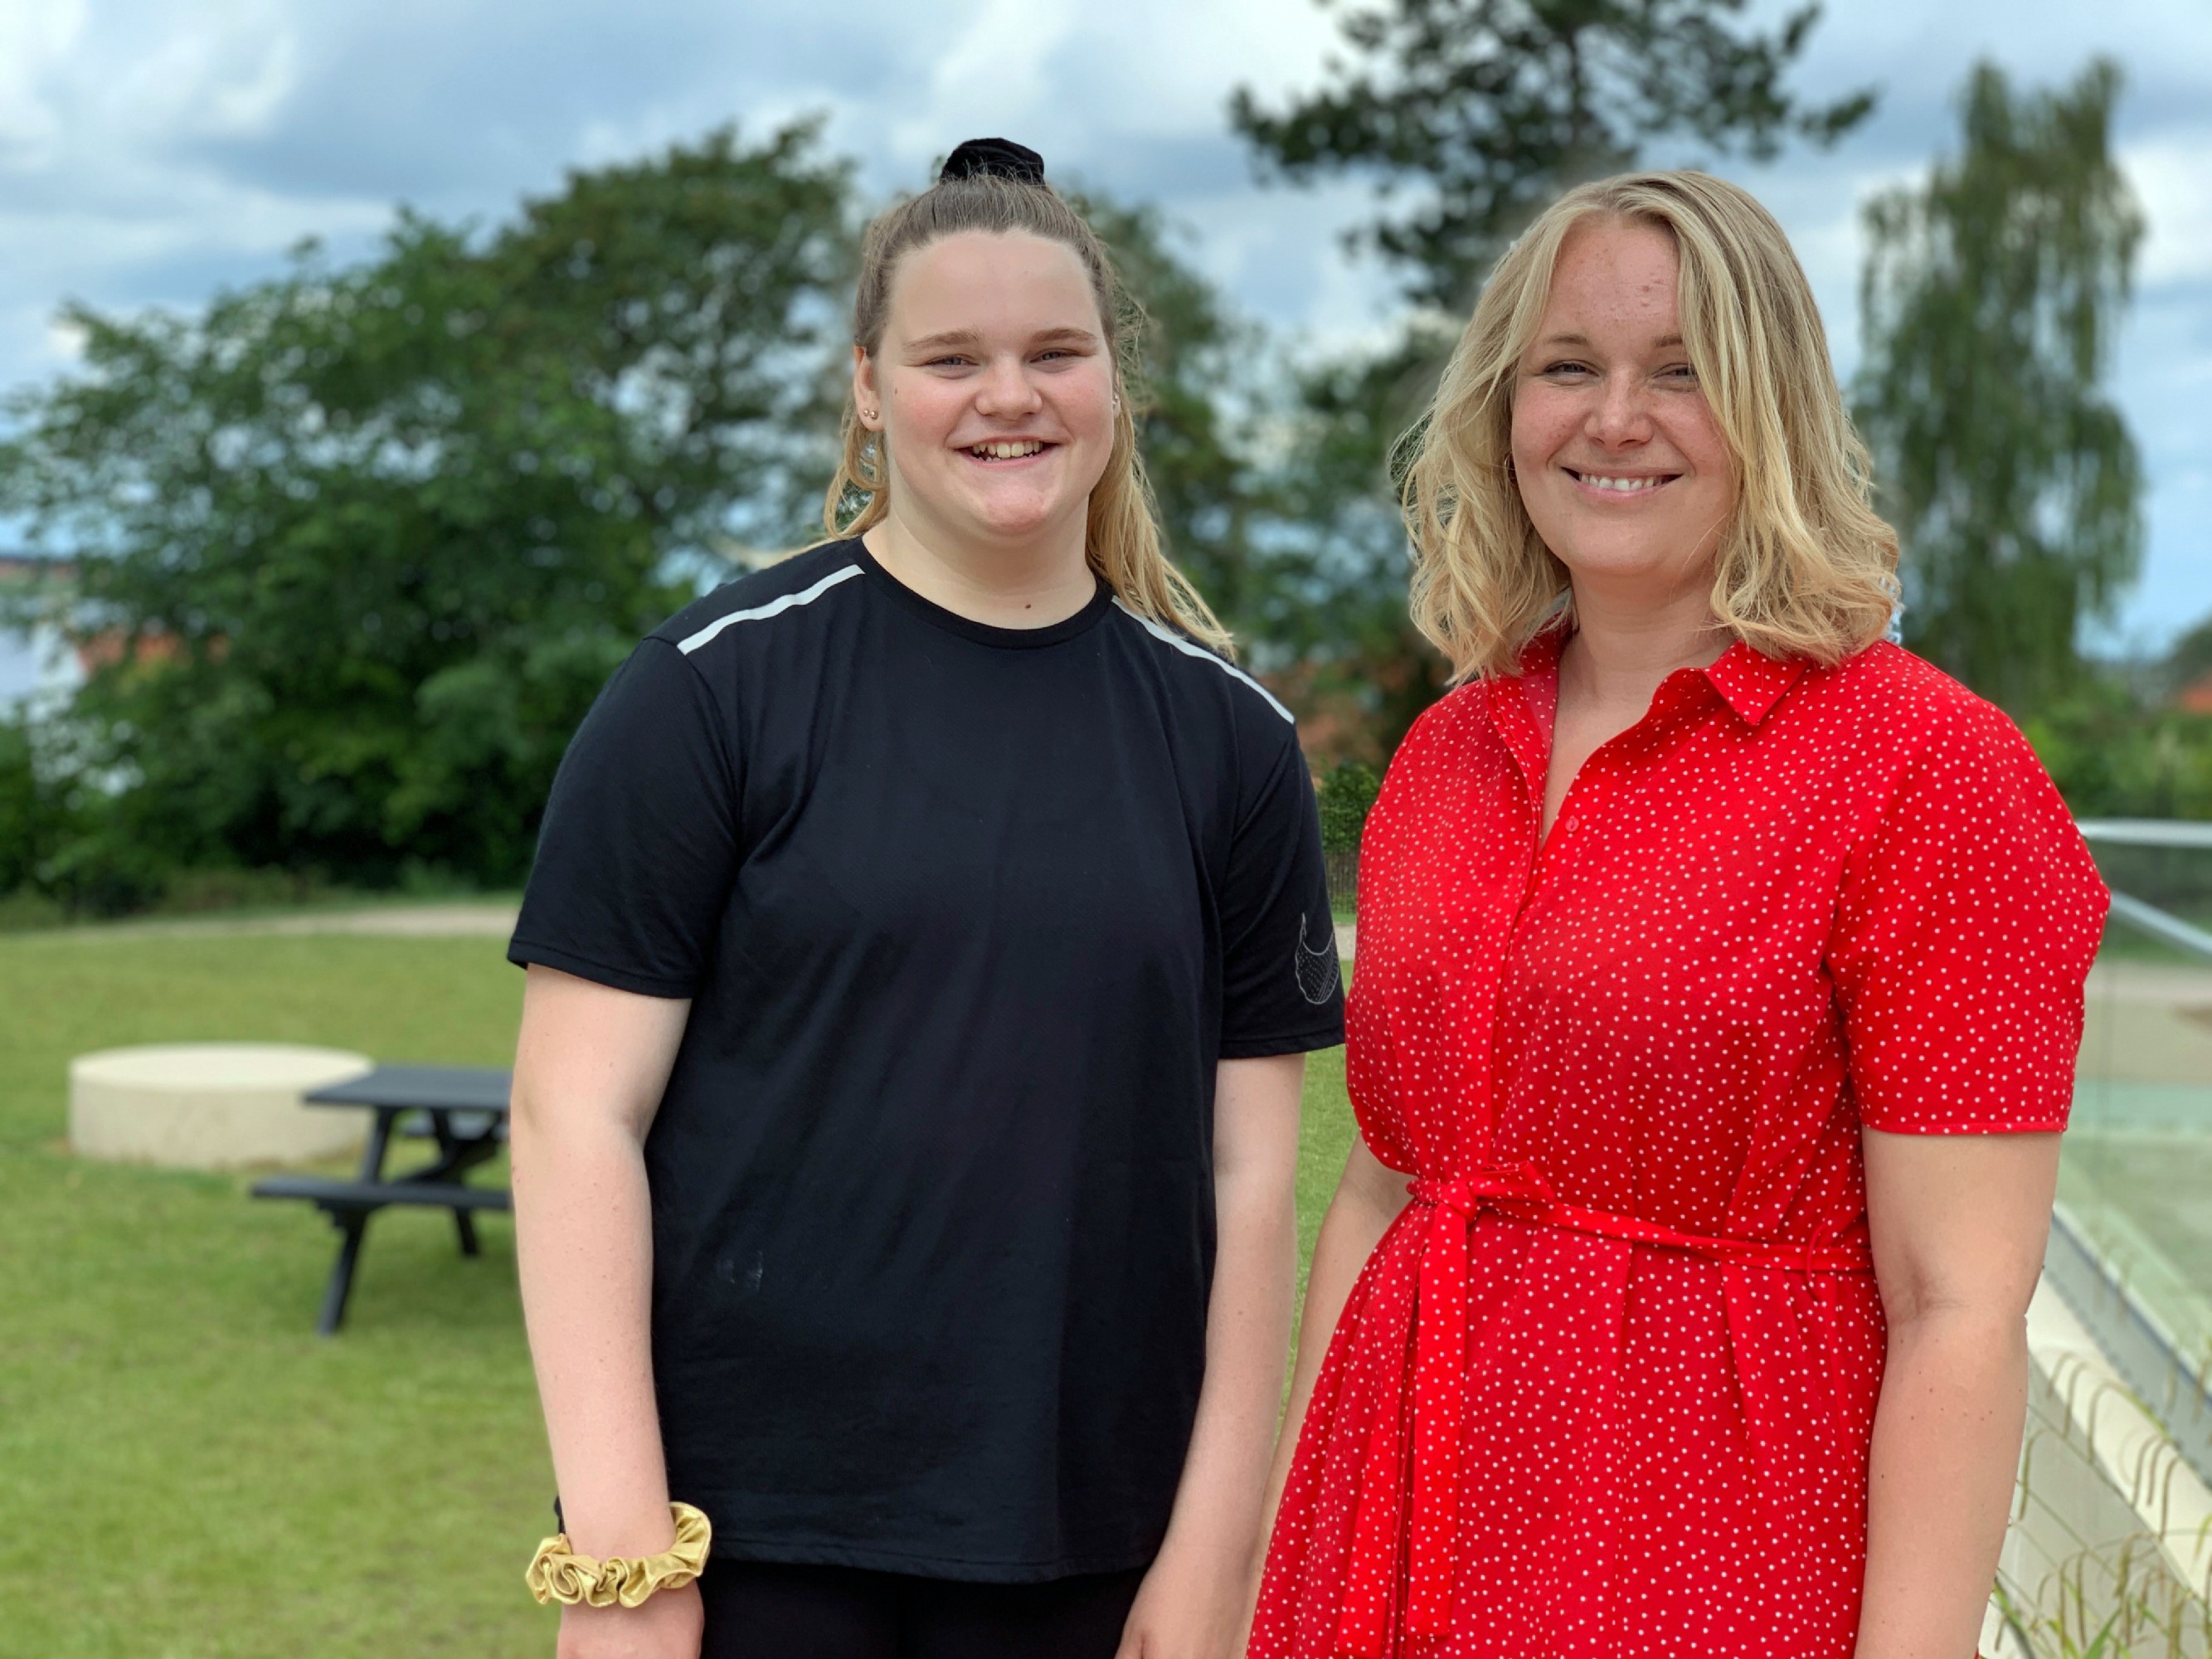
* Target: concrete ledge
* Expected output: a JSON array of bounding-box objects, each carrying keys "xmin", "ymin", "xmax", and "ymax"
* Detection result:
[
  {"xmin": 69, "ymin": 1044, "xmax": 373, "ymax": 1170},
  {"xmin": 2044, "ymin": 1198, "xmax": 2212, "ymax": 1491}
]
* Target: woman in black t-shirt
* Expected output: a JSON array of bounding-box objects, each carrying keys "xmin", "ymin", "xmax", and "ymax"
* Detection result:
[{"xmin": 508, "ymin": 139, "xmax": 1343, "ymax": 1659}]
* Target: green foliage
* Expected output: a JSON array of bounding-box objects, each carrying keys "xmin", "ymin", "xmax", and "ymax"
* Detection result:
[
  {"xmin": 0, "ymin": 716, "xmax": 66, "ymax": 895},
  {"xmin": 0, "ymin": 121, "xmax": 856, "ymax": 891},
  {"xmin": 1080, "ymin": 184, "xmax": 1461, "ymax": 738},
  {"xmin": 2024, "ymin": 677, "xmax": 2212, "ymax": 823},
  {"xmin": 1855, "ymin": 61, "xmax": 2144, "ymax": 718},
  {"xmin": 1318, "ymin": 760, "xmax": 1384, "ymax": 851},
  {"xmin": 1230, "ymin": 0, "xmax": 1872, "ymax": 308},
  {"xmin": 1088, "ymin": 188, "xmax": 1456, "ymax": 744},
  {"xmin": 1251, "ymin": 323, "xmax": 1459, "ymax": 757}
]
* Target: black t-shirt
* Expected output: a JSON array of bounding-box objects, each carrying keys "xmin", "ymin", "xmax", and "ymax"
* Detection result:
[{"xmin": 509, "ymin": 538, "xmax": 1343, "ymax": 1581}]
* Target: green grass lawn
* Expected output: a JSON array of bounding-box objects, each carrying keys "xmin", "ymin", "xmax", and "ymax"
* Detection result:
[{"xmin": 0, "ymin": 924, "xmax": 1357, "ymax": 1657}]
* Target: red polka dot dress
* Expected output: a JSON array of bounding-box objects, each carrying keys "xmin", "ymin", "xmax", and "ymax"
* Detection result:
[{"xmin": 1249, "ymin": 630, "xmax": 2108, "ymax": 1659}]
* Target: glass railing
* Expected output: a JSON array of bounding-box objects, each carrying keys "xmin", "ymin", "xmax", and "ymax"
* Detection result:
[
  {"xmin": 1992, "ymin": 820, "xmax": 2212, "ymax": 1659},
  {"xmin": 2058, "ymin": 820, "xmax": 2212, "ymax": 1476}
]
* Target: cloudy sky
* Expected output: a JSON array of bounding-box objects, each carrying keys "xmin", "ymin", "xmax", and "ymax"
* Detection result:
[{"xmin": 1, "ymin": 0, "xmax": 2207, "ymax": 698}]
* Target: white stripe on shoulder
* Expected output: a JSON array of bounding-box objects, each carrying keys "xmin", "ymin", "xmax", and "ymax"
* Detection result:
[
  {"xmin": 1112, "ymin": 597, "xmax": 1294, "ymax": 723},
  {"xmin": 676, "ymin": 563, "xmax": 865, "ymax": 655}
]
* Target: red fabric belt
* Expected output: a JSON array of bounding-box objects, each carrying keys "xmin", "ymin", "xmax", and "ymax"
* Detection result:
[{"xmin": 1333, "ymin": 1161, "xmax": 1875, "ymax": 1659}]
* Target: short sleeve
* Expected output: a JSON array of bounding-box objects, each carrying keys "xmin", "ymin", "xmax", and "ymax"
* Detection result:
[
  {"xmin": 1827, "ymin": 699, "xmax": 2108, "ymax": 1134},
  {"xmin": 508, "ymin": 638, "xmax": 741, "ymax": 998},
  {"xmin": 1218, "ymin": 727, "xmax": 1346, "ymax": 1059}
]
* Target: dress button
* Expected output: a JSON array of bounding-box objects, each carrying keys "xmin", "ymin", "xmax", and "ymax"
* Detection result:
[{"xmin": 1565, "ymin": 815, "xmax": 1580, "ymax": 834}]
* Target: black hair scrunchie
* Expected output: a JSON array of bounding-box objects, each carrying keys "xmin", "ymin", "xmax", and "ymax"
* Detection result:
[{"xmin": 939, "ymin": 138, "xmax": 1046, "ymax": 186}]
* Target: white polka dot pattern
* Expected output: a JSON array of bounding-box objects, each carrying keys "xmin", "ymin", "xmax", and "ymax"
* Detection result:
[{"xmin": 1248, "ymin": 631, "xmax": 2108, "ymax": 1659}]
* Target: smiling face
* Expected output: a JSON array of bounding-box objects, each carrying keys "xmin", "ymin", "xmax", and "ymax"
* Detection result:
[
  {"xmin": 1510, "ymin": 217, "xmax": 1737, "ymax": 610},
  {"xmin": 855, "ymin": 229, "xmax": 1116, "ymax": 554}
]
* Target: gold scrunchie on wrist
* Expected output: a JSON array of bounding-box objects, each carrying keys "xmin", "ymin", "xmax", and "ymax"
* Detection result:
[{"xmin": 525, "ymin": 1501, "xmax": 712, "ymax": 1608}]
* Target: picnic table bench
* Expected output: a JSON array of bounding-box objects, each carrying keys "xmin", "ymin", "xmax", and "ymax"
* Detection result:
[{"xmin": 250, "ymin": 1063, "xmax": 512, "ymax": 1335}]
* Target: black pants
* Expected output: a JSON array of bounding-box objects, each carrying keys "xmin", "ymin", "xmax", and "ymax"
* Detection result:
[{"xmin": 698, "ymin": 1558, "xmax": 1148, "ymax": 1659}]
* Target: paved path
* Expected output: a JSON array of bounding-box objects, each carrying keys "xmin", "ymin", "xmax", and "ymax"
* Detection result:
[
  {"xmin": 59, "ymin": 905, "xmax": 1349, "ymax": 951},
  {"xmin": 61, "ymin": 902, "xmax": 522, "ymax": 941}
]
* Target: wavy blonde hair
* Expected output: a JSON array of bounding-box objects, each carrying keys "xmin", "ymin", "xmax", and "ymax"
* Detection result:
[
  {"xmin": 822, "ymin": 170, "xmax": 1232, "ymax": 654},
  {"xmin": 1403, "ymin": 170, "xmax": 1899, "ymax": 680}
]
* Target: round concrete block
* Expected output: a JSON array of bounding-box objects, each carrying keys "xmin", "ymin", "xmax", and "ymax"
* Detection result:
[{"xmin": 69, "ymin": 1044, "xmax": 374, "ymax": 1170}]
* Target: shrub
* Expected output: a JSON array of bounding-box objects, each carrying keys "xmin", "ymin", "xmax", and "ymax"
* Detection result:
[
  {"xmin": 0, "ymin": 712, "xmax": 77, "ymax": 907},
  {"xmin": 1317, "ymin": 761, "xmax": 1382, "ymax": 854},
  {"xmin": 2023, "ymin": 682, "xmax": 2212, "ymax": 821}
]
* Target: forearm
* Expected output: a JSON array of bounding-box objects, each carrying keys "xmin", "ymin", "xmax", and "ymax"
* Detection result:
[
  {"xmin": 1855, "ymin": 1307, "xmax": 2030, "ymax": 1659},
  {"xmin": 1155, "ymin": 1157, "xmax": 1300, "ymax": 1584},
  {"xmin": 1258, "ymin": 1173, "xmax": 1407, "ymax": 1541},
  {"xmin": 513, "ymin": 1102, "xmax": 673, "ymax": 1557}
]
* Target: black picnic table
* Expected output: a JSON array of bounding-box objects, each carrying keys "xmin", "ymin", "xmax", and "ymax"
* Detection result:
[{"xmin": 250, "ymin": 1064, "xmax": 513, "ymax": 1335}]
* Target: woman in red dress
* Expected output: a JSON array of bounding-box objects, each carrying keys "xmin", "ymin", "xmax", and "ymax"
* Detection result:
[{"xmin": 1247, "ymin": 172, "xmax": 2108, "ymax": 1659}]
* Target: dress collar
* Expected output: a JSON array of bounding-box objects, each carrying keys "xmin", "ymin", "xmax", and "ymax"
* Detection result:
[
  {"xmin": 1699, "ymin": 640, "xmax": 1807, "ymax": 728},
  {"xmin": 1505, "ymin": 625, "xmax": 1806, "ymax": 731}
]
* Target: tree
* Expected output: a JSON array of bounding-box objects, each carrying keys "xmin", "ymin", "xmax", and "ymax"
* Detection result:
[
  {"xmin": 1316, "ymin": 759, "xmax": 1383, "ymax": 850},
  {"xmin": 1073, "ymin": 191, "xmax": 1272, "ymax": 630},
  {"xmin": 1087, "ymin": 188, "xmax": 1458, "ymax": 747},
  {"xmin": 1247, "ymin": 324, "xmax": 1464, "ymax": 757},
  {"xmin": 0, "ymin": 715, "xmax": 66, "ymax": 898},
  {"xmin": 1231, "ymin": 0, "xmax": 1873, "ymax": 309},
  {"xmin": 0, "ymin": 121, "xmax": 854, "ymax": 899},
  {"xmin": 2024, "ymin": 678, "xmax": 2212, "ymax": 825},
  {"xmin": 1083, "ymin": 184, "xmax": 1439, "ymax": 697},
  {"xmin": 1855, "ymin": 60, "xmax": 2144, "ymax": 717}
]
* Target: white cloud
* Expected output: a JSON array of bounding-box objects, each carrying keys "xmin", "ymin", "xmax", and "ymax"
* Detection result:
[
  {"xmin": 2126, "ymin": 131, "xmax": 2212, "ymax": 288},
  {"xmin": 0, "ymin": 0, "xmax": 87, "ymax": 168},
  {"xmin": 913, "ymin": 0, "xmax": 1080, "ymax": 143},
  {"xmin": 23, "ymin": 0, "xmax": 296, "ymax": 153},
  {"xmin": 867, "ymin": 0, "xmax": 1343, "ymax": 178},
  {"xmin": 1048, "ymin": 0, "xmax": 1343, "ymax": 137}
]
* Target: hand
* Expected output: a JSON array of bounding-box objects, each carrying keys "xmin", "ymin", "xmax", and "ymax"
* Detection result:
[
  {"xmin": 555, "ymin": 1584, "xmax": 704, "ymax": 1659},
  {"xmin": 1114, "ymin": 1543, "xmax": 1257, "ymax": 1659}
]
